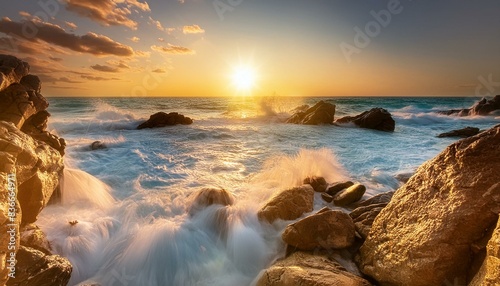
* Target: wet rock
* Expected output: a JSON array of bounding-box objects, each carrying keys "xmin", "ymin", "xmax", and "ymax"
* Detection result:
[
  {"xmin": 359, "ymin": 125, "xmax": 500, "ymax": 286},
  {"xmin": 438, "ymin": 126, "xmax": 480, "ymax": 138},
  {"xmin": 286, "ymin": 101, "xmax": 336, "ymax": 125},
  {"xmin": 0, "ymin": 54, "xmax": 30, "ymax": 91},
  {"xmin": 187, "ymin": 187, "xmax": 234, "ymax": 217},
  {"xmin": 470, "ymin": 218, "xmax": 500, "ymax": 286},
  {"xmin": 303, "ymin": 176, "xmax": 327, "ymax": 192},
  {"xmin": 255, "ymin": 251, "xmax": 372, "ymax": 286},
  {"xmin": 439, "ymin": 95, "xmax": 500, "ymax": 116},
  {"xmin": 90, "ymin": 141, "xmax": 106, "ymax": 150},
  {"xmin": 6, "ymin": 246, "xmax": 72, "ymax": 286},
  {"xmin": 335, "ymin": 108, "xmax": 395, "ymax": 132},
  {"xmin": 282, "ymin": 208, "xmax": 356, "ymax": 250},
  {"xmin": 326, "ymin": 181, "xmax": 354, "ymax": 196},
  {"xmin": 137, "ymin": 112, "xmax": 193, "ymax": 129},
  {"xmin": 321, "ymin": 192, "xmax": 333, "ymax": 203},
  {"xmin": 333, "ymin": 184, "xmax": 366, "ymax": 207},
  {"xmin": 20, "ymin": 224, "xmax": 52, "ymax": 255},
  {"xmin": 258, "ymin": 185, "xmax": 314, "ymax": 223}
]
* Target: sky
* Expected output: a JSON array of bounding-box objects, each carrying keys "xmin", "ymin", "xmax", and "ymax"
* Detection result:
[{"xmin": 0, "ymin": 0, "xmax": 499, "ymax": 97}]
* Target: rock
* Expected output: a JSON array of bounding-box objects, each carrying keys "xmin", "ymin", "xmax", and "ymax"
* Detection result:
[
  {"xmin": 20, "ymin": 224, "xmax": 52, "ymax": 255},
  {"xmin": 352, "ymin": 192, "xmax": 393, "ymax": 208},
  {"xmin": 20, "ymin": 75, "xmax": 41, "ymax": 94},
  {"xmin": 470, "ymin": 218, "xmax": 500, "ymax": 286},
  {"xmin": 187, "ymin": 187, "xmax": 234, "ymax": 217},
  {"xmin": 6, "ymin": 246, "xmax": 72, "ymax": 286},
  {"xmin": 439, "ymin": 95, "xmax": 500, "ymax": 116},
  {"xmin": 0, "ymin": 54, "xmax": 30, "ymax": 91},
  {"xmin": 255, "ymin": 251, "xmax": 372, "ymax": 286},
  {"xmin": 282, "ymin": 208, "xmax": 356, "ymax": 250},
  {"xmin": 349, "ymin": 192, "xmax": 393, "ymax": 240},
  {"xmin": 286, "ymin": 101, "xmax": 336, "ymax": 125},
  {"xmin": 90, "ymin": 141, "xmax": 106, "ymax": 150},
  {"xmin": 326, "ymin": 181, "xmax": 354, "ymax": 196},
  {"xmin": 258, "ymin": 185, "xmax": 314, "ymax": 223},
  {"xmin": 303, "ymin": 176, "xmax": 327, "ymax": 192},
  {"xmin": 21, "ymin": 111, "xmax": 65, "ymax": 155},
  {"xmin": 0, "ymin": 83, "xmax": 38, "ymax": 128},
  {"xmin": 438, "ymin": 126, "xmax": 480, "ymax": 138},
  {"xmin": 333, "ymin": 184, "xmax": 366, "ymax": 207},
  {"xmin": 394, "ymin": 172, "xmax": 413, "ymax": 183},
  {"xmin": 137, "ymin": 112, "xmax": 193, "ymax": 129},
  {"xmin": 335, "ymin": 108, "xmax": 395, "ymax": 132},
  {"xmin": 0, "ymin": 121, "xmax": 64, "ymax": 225},
  {"xmin": 359, "ymin": 125, "xmax": 500, "ymax": 286},
  {"xmin": 321, "ymin": 193, "xmax": 333, "ymax": 203}
]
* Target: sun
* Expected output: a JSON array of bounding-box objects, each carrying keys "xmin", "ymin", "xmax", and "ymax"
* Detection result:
[{"xmin": 232, "ymin": 66, "xmax": 256, "ymax": 91}]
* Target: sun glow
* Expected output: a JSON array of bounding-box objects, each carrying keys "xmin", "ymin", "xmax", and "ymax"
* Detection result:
[{"xmin": 232, "ymin": 66, "xmax": 256, "ymax": 91}]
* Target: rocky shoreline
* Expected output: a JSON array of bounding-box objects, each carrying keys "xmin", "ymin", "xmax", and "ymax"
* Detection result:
[{"xmin": 1, "ymin": 54, "xmax": 499, "ymax": 286}]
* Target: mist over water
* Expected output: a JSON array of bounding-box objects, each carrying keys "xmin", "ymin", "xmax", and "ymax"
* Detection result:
[{"xmin": 38, "ymin": 96, "xmax": 499, "ymax": 285}]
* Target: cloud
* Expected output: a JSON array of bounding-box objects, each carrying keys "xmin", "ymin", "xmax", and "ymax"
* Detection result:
[
  {"xmin": 81, "ymin": 75, "xmax": 120, "ymax": 81},
  {"xmin": 129, "ymin": 36, "xmax": 140, "ymax": 43},
  {"xmin": 63, "ymin": 0, "xmax": 150, "ymax": 30},
  {"xmin": 91, "ymin": 64, "xmax": 120, "ymax": 73},
  {"xmin": 152, "ymin": 68, "xmax": 167, "ymax": 73},
  {"xmin": 0, "ymin": 18, "xmax": 134, "ymax": 57},
  {"xmin": 106, "ymin": 60, "xmax": 130, "ymax": 69},
  {"xmin": 49, "ymin": 57, "xmax": 63, "ymax": 62},
  {"xmin": 148, "ymin": 16, "xmax": 165, "ymax": 31},
  {"xmin": 37, "ymin": 74, "xmax": 83, "ymax": 84},
  {"xmin": 151, "ymin": 44, "xmax": 195, "ymax": 55},
  {"xmin": 65, "ymin": 21, "xmax": 78, "ymax": 30},
  {"xmin": 183, "ymin": 24, "xmax": 205, "ymax": 34}
]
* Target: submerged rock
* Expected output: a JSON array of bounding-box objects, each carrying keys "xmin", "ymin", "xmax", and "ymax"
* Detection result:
[
  {"xmin": 437, "ymin": 126, "xmax": 480, "ymax": 138},
  {"xmin": 286, "ymin": 101, "xmax": 336, "ymax": 125},
  {"xmin": 90, "ymin": 141, "xmax": 106, "ymax": 150},
  {"xmin": 187, "ymin": 187, "xmax": 234, "ymax": 217},
  {"xmin": 6, "ymin": 246, "xmax": 72, "ymax": 286},
  {"xmin": 359, "ymin": 125, "xmax": 500, "ymax": 286},
  {"xmin": 282, "ymin": 208, "xmax": 356, "ymax": 250},
  {"xmin": 303, "ymin": 176, "xmax": 327, "ymax": 192},
  {"xmin": 333, "ymin": 184, "xmax": 366, "ymax": 207},
  {"xmin": 258, "ymin": 185, "xmax": 314, "ymax": 223},
  {"xmin": 335, "ymin": 108, "xmax": 395, "ymax": 132},
  {"xmin": 137, "ymin": 112, "xmax": 193, "ymax": 129},
  {"xmin": 255, "ymin": 251, "xmax": 371, "ymax": 286}
]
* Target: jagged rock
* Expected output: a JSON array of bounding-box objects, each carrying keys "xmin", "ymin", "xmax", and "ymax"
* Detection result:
[
  {"xmin": 137, "ymin": 112, "xmax": 193, "ymax": 129},
  {"xmin": 0, "ymin": 121, "xmax": 64, "ymax": 225},
  {"xmin": 90, "ymin": 141, "xmax": 106, "ymax": 151},
  {"xmin": 439, "ymin": 95, "xmax": 500, "ymax": 116},
  {"xmin": 21, "ymin": 111, "xmax": 65, "ymax": 155},
  {"xmin": 6, "ymin": 246, "xmax": 72, "ymax": 286},
  {"xmin": 470, "ymin": 218, "xmax": 500, "ymax": 286},
  {"xmin": 303, "ymin": 176, "xmax": 327, "ymax": 192},
  {"xmin": 359, "ymin": 125, "xmax": 500, "ymax": 286},
  {"xmin": 187, "ymin": 187, "xmax": 234, "ymax": 217},
  {"xmin": 282, "ymin": 208, "xmax": 356, "ymax": 250},
  {"xmin": 255, "ymin": 251, "xmax": 372, "ymax": 286},
  {"xmin": 438, "ymin": 126, "xmax": 480, "ymax": 138},
  {"xmin": 333, "ymin": 184, "xmax": 366, "ymax": 207},
  {"xmin": 258, "ymin": 185, "xmax": 314, "ymax": 223},
  {"xmin": 0, "ymin": 54, "xmax": 30, "ymax": 91},
  {"xmin": 335, "ymin": 108, "xmax": 395, "ymax": 132},
  {"xmin": 286, "ymin": 101, "xmax": 336, "ymax": 125},
  {"xmin": 20, "ymin": 224, "xmax": 51, "ymax": 255},
  {"xmin": 326, "ymin": 181, "xmax": 354, "ymax": 196},
  {"xmin": 20, "ymin": 75, "xmax": 41, "ymax": 94},
  {"xmin": 0, "ymin": 84, "xmax": 38, "ymax": 129},
  {"xmin": 349, "ymin": 192, "xmax": 394, "ymax": 240}
]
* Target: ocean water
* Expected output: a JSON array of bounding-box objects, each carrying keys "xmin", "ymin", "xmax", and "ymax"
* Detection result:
[{"xmin": 37, "ymin": 96, "xmax": 499, "ymax": 286}]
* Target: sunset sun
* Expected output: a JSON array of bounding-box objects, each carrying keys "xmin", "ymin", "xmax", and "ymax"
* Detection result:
[{"xmin": 232, "ymin": 66, "xmax": 256, "ymax": 91}]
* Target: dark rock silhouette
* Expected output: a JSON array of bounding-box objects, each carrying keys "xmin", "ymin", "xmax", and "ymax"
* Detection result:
[
  {"xmin": 137, "ymin": 112, "xmax": 193, "ymax": 129},
  {"xmin": 335, "ymin": 108, "xmax": 395, "ymax": 132}
]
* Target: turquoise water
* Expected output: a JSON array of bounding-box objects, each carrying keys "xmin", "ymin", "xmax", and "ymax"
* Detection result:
[{"xmin": 38, "ymin": 96, "xmax": 499, "ymax": 285}]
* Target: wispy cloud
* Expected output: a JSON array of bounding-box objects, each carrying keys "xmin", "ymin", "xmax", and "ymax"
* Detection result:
[
  {"xmin": 91, "ymin": 64, "xmax": 120, "ymax": 73},
  {"xmin": 129, "ymin": 36, "xmax": 140, "ymax": 43},
  {"xmin": 183, "ymin": 24, "xmax": 205, "ymax": 34},
  {"xmin": 0, "ymin": 18, "xmax": 134, "ymax": 57},
  {"xmin": 151, "ymin": 44, "xmax": 195, "ymax": 55},
  {"xmin": 152, "ymin": 68, "xmax": 167, "ymax": 73},
  {"xmin": 81, "ymin": 75, "xmax": 120, "ymax": 81}
]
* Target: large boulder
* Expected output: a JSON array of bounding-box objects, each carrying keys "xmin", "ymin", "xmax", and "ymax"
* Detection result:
[
  {"xmin": 439, "ymin": 95, "xmax": 500, "ymax": 116},
  {"xmin": 282, "ymin": 208, "xmax": 356, "ymax": 250},
  {"xmin": 137, "ymin": 112, "xmax": 193, "ymax": 129},
  {"xmin": 335, "ymin": 108, "xmax": 395, "ymax": 132},
  {"xmin": 437, "ymin": 126, "xmax": 480, "ymax": 138},
  {"xmin": 0, "ymin": 55, "xmax": 30, "ymax": 91},
  {"xmin": 286, "ymin": 101, "xmax": 336, "ymax": 125},
  {"xmin": 255, "ymin": 251, "xmax": 372, "ymax": 286},
  {"xmin": 258, "ymin": 185, "xmax": 314, "ymax": 223},
  {"xmin": 359, "ymin": 125, "xmax": 500, "ymax": 286},
  {"xmin": 470, "ymin": 218, "xmax": 500, "ymax": 286},
  {"xmin": 6, "ymin": 246, "xmax": 72, "ymax": 286}
]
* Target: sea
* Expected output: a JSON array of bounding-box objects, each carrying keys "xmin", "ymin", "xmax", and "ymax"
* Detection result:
[{"xmin": 36, "ymin": 96, "xmax": 499, "ymax": 286}]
